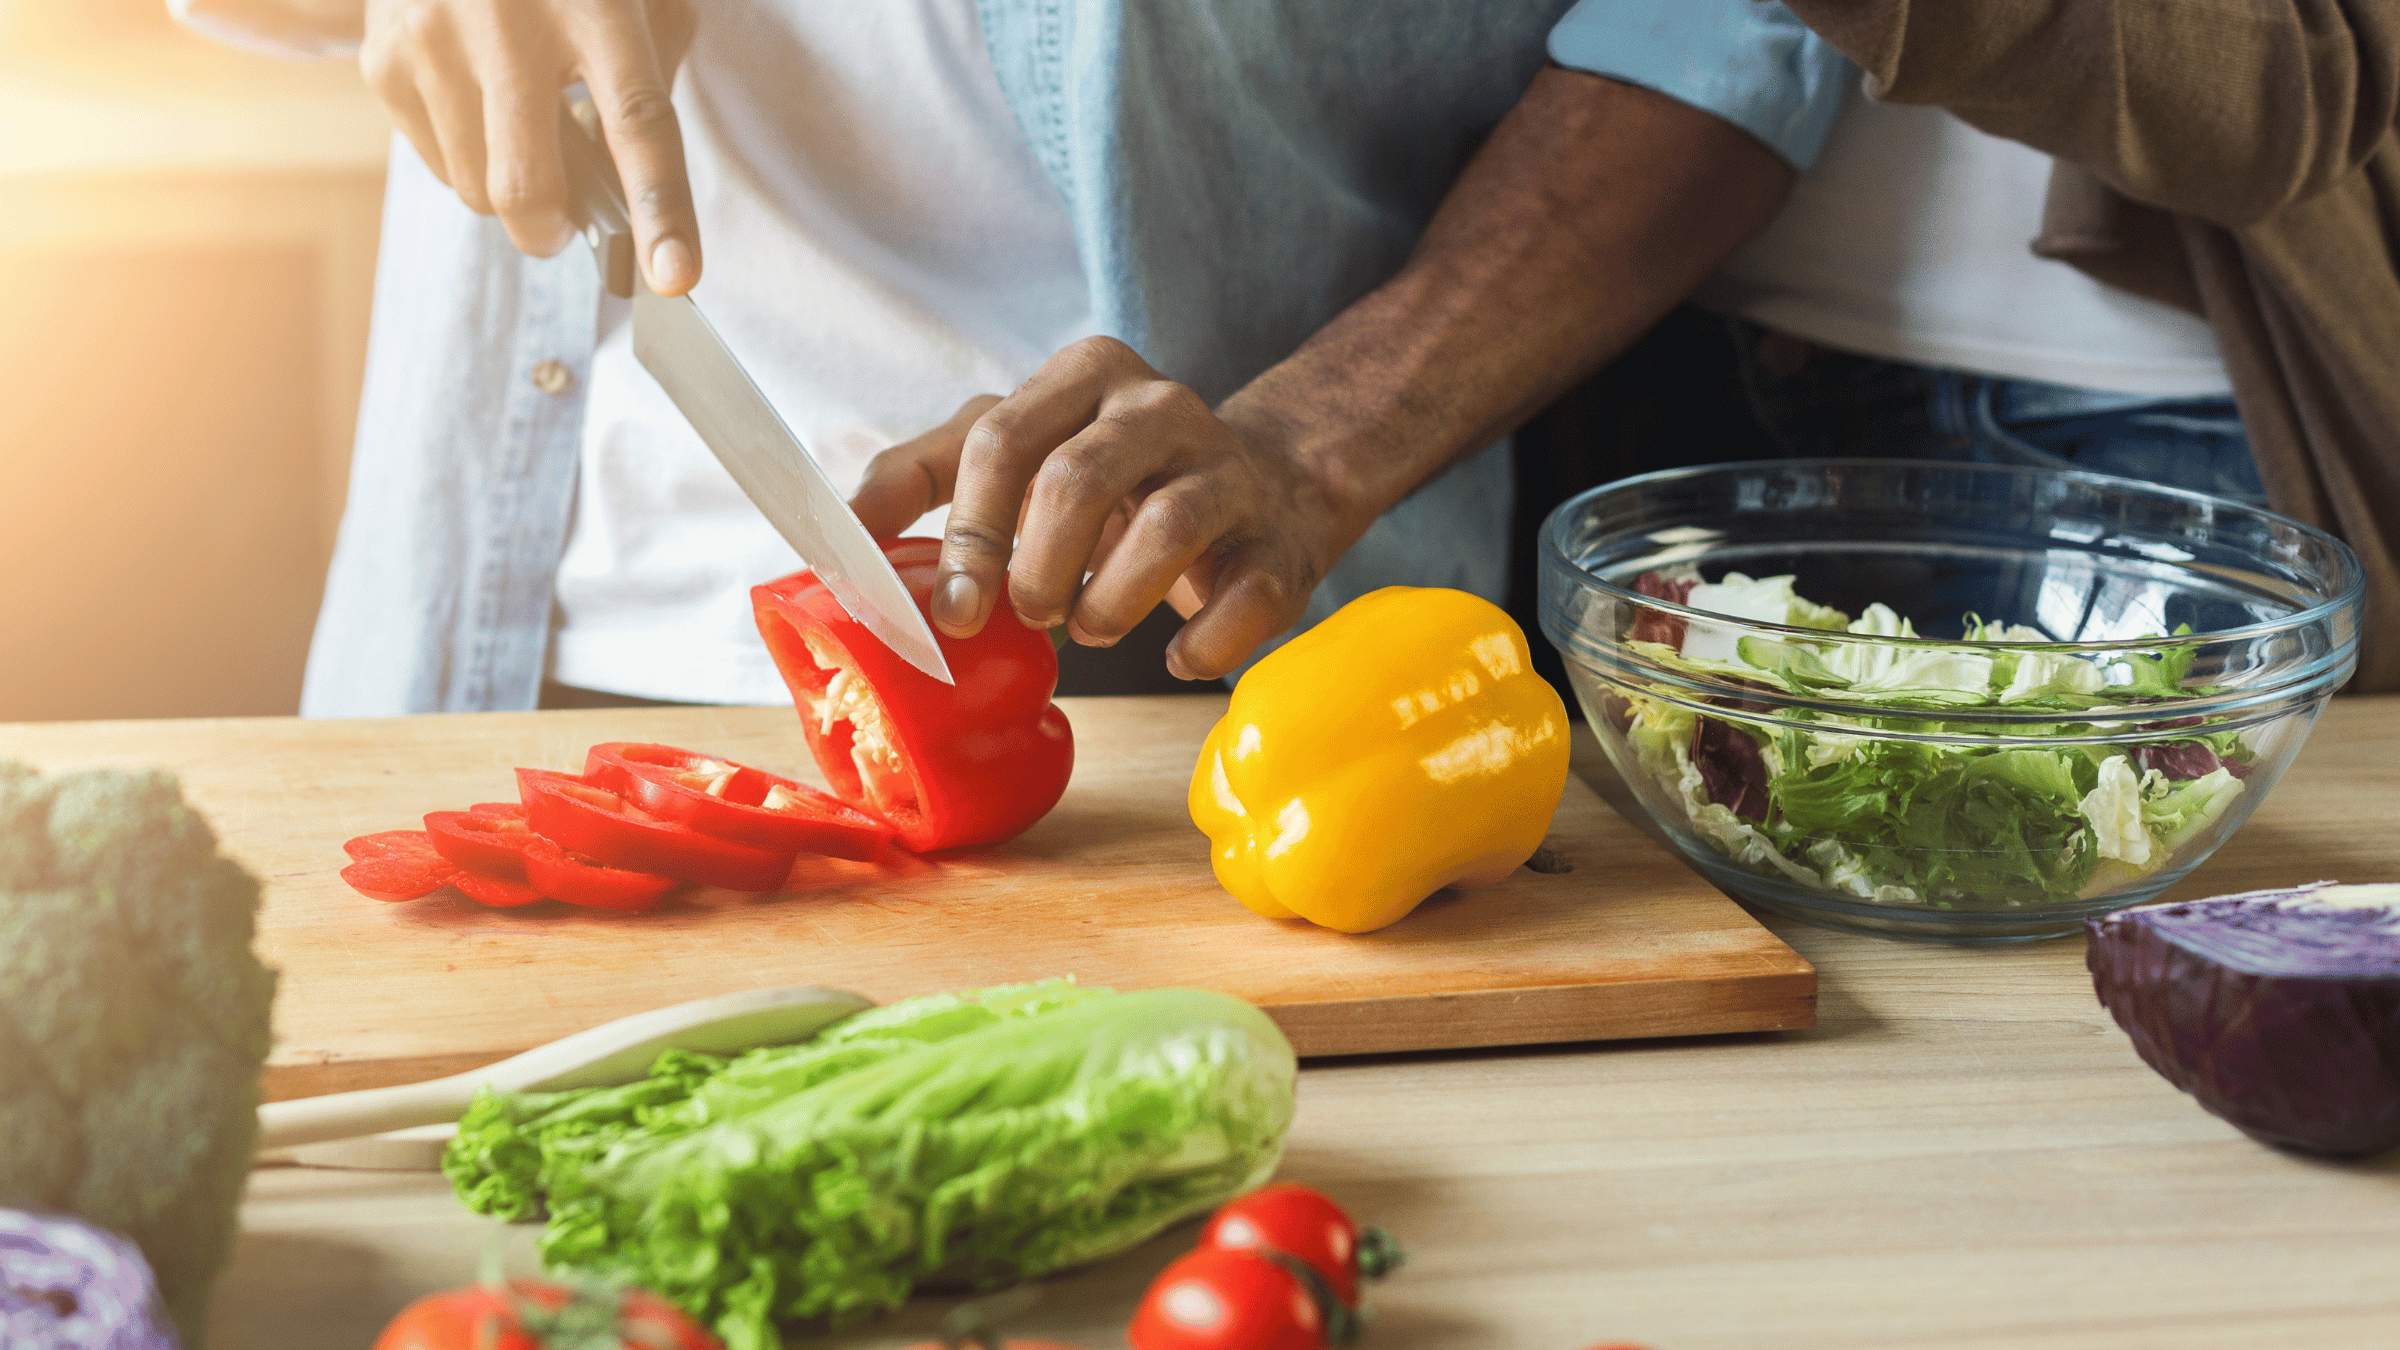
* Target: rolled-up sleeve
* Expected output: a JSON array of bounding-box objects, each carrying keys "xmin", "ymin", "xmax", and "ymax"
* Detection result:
[{"xmin": 1548, "ymin": 0, "xmax": 1851, "ymax": 172}]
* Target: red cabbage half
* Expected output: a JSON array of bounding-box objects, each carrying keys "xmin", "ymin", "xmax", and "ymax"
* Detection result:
[
  {"xmin": 2086, "ymin": 882, "xmax": 2400, "ymax": 1157},
  {"xmin": 0, "ymin": 1208, "xmax": 180, "ymax": 1349}
]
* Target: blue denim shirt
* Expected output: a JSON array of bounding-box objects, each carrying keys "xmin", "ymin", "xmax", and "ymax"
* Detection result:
[{"xmin": 299, "ymin": 0, "xmax": 1839, "ymax": 715}]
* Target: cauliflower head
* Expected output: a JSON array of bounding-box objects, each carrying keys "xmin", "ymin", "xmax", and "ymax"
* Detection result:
[{"xmin": 0, "ymin": 761, "xmax": 277, "ymax": 1347}]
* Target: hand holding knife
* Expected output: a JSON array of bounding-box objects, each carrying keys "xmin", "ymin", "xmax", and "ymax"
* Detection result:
[{"xmin": 556, "ymin": 99, "xmax": 956, "ymax": 686}]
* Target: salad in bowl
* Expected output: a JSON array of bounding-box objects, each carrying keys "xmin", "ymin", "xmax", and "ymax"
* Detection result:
[{"xmin": 1539, "ymin": 461, "xmax": 2361, "ymax": 940}]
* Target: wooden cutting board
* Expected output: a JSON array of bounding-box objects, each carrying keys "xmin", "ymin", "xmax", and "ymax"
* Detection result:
[{"xmin": 0, "ymin": 695, "xmax": 1813, "ymax": 1098}]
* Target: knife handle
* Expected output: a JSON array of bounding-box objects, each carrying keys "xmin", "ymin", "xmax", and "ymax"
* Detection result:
[{"xmin": 559, "ymin": 98, "xmax": 637, "ymax": 299}]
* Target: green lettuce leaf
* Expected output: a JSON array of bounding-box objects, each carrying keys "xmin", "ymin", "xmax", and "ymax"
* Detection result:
[
  {"xmin": 1734, "ymin": 637, "xmax": 1851, "ymax": 692},
  {"xmin": 442, "ymin": 981, "xmax": 1296, "ymax": 1350},
  {"xmin": 1762, "ymin": 737, "xmax": 2099, "ymax": 903},
  {"xmin": 2106, "ymin": 625, "xmax": 2201, "ymax": 697},
  {"xmin": 1626, "ymin": 575, "xmax": 2249, "ymax": 908},
  {"xmin": 1996, "ymin": 648, "xmax": 2108, "ymax": 703},
  {"xmin": 2144, "ymin": 765, "xmax": 2245, "ymax": 854}
]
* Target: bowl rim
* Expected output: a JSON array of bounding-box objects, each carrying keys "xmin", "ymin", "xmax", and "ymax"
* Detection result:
[
  {"xmin": 1610, "ymin": 674, "xmax": 2323, "ymax": 743},
  {"xmin": 1539, "ymin": 457, "xmax": 2367, "ymax": 654}
]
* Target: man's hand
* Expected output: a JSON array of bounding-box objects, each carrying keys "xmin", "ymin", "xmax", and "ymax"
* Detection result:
[
  {"xmin": 853, "ymin": 67, "xmax": 1796, "ymax": 682},
  {"xmin": 849, "ymin": 339, "xmax": 1360, "ymax": 682},
  {"xmin": 361, "ymin": 0, "xmax": 702, "ymax": 292}
]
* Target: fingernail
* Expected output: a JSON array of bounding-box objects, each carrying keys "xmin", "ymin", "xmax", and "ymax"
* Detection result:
[
  {"xmin": 1019, "ymin": 608, "xmax": 1056, "ymax": 630},
  {"xmin": 1067, "ymin": 620, "xmax": 1116, "ymax": 649},
  {"xmin": 650, "ymin": 238, "xmax": 696, "ymax": 293},
  {"xmin": 933, "ymin": 572, "xmax": 981, "ymax": 632},
  {"xmin": 1165, "ymin": 651, "xmax": 1195, "ymax": 682}
]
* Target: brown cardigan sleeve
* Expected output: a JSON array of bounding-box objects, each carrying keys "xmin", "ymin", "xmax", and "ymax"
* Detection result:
[
  {"xmin": 1776, "ymin": 0, "xmax": 2400, "ymax": 692},
  {"xmin": 1776, "ymin": 0, "xmax": 2400, "ymax": 228}
]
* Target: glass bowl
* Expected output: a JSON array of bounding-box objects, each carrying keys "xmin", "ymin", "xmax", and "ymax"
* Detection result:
[{"xmin": 1537, "ymin": 459, "xmax": 2363, "ymax": 941}]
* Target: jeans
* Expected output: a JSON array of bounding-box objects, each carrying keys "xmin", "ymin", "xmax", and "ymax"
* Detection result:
[
  {"xmin": 1508, "ymin": 304, "xmax": 2268, "ymax": 696},
  {"xmin": 1724, "ymin": 315, "xmax": 2265, "ymax": 505}
]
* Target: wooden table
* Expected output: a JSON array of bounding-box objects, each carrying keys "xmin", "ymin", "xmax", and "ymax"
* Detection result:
[{"xmin": 59, "ymin": 697, "xmax": 2400, "ymax": 1347}]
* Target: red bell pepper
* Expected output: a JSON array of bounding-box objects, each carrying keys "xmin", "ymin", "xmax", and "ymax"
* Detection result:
[
  {"xmin": 424, "ymin": 804, "xmax": 539, "ymax": 877},
  {"xmin": 584, "ymin": 742, "xmax": 896, "ymax": 862},
  {"xmin": 425, "ymin": 803, "xmax": 679, "ymax": 912},
  {"xmin": 751, "ymin": 536, "xmax": 1074, "ymax": 853},
  {"xmin": 340, "ymin": 830, "xmax": 459, "ymax": 902},
  {"xmin": 515, "ymin": 767, "xmax": 796, "ymax": 891},
  {"xmin": 340, "ymin": 826, "xmax": 544, "ymax": 908}
]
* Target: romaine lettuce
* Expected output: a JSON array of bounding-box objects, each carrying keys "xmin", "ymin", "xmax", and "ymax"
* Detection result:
[{"xmin": 443, "ymin": 980, "xmax": 1296, "ymax": 1350}]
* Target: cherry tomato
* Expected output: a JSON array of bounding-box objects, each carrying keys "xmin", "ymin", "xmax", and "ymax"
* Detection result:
[
  {"xmin": 1129, "ymin": 1247, "xmax": 1339, "ymax": 1350},
  {"xmin": 1198, "ymin": 1184, "xmax": 1401, "ymax": 1308},
  {"xmin": 372, "ymin": 1279, "xmax": 720, "ymax": 1350}
]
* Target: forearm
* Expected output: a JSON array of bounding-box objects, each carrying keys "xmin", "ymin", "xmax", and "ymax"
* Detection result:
[{"xmin": 1220, "ymin": 65, "xmax": 1794, "ymax": 546}]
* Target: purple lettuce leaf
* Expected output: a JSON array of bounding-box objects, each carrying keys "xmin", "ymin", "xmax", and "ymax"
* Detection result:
[
  {"xmin": 1691, "ymin": 717, "xmax": 1770, "ymax": 822},
  {"xmin": 1, "ymin": 1209, "xmax": 179, "ymax": 1350}
]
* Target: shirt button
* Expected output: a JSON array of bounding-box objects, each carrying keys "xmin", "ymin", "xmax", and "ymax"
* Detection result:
[{"xmin": 529, "ymin": 359, "xmax": 575, "ymax": 395}]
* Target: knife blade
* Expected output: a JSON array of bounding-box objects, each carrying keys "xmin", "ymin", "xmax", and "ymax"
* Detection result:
[{"xmin": 557, "ymin": 102, "xmax": 955, "ymax": 685}]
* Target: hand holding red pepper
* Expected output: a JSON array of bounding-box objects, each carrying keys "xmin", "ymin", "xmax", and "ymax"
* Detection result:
[{"xmin": 845, "ymin": 344, "xmax": 1358, "ymax": 682}]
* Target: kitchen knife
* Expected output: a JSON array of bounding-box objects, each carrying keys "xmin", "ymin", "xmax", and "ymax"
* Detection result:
[{"xmin": 558, "ymin": 104, "xmax": 955, "ymax": 685}]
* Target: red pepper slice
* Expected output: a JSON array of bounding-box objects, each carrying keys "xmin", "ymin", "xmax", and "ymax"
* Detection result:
[
  {"xmin": 751, "ymin": 537, "xmax": 1074, "ymax": 853},
  {"xmin": 515, "ymin": 767, "xmax": 796, "ymax": 891},
  {"xmin": 583, "ymin": 742, "xmax": 897, "ymax": 862},
  {"xmin": 340, "ymin": 826, "xmax": 543, "ymax": 908},
  {"xmin": 450, "ymin": 869, "xmax": 548, "ymax": 909},
  {"xmin": 522, "ymin": 843, "xmax": 679, "ymax": 912},
  {"xmin": 340, "ymin": 830, "xmax": 458, "ymax": 902},
  {"xmin": 426, "ymin": 804, "xmax": 679, "ymax": 912},
  {"xmin": 424, "ymin": 806, "xmax": 538, "ymax": 877}
]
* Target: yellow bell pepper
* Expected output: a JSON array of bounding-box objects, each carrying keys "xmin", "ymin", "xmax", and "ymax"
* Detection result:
[{"xmin": 1188, "ymin": 586, "xmax": 1571, "ymax": 934}]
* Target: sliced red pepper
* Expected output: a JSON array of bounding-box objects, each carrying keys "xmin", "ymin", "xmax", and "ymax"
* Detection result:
[
  {"xmin": 515, "ymin": 767, "xmax": 796, "ymax": 891},
  {"xmin": 522, "ymin": 842, "xmax": 679, "ymax": 912},
  {"xmin": 424, "ymin": 805, "xmax": 538, "ymax": 877},
  {"xmin": 583, "ymin": 742, "xmax": 897, "ymax": 862},
  {"xmin": 450, "ymin": 870, "xmax": 548, "ymax": 909},
  {"xmin": 340, "ymin": 830, "xmax": 458, "ymax": 902},
  {"xmin": 426, "ymin": 804, "xmax": 679, "ymax": 912},
  {"xmin": 751, "ymin": 536, "xmax": 1074, "ymax": 853},
  {"xmin": 339, "ymin": 826, "xmax": 542, "ymax": 908}
]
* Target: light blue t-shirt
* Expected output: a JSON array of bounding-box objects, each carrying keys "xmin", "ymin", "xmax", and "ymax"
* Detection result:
[{"xmin": 1547, "ymin": 0, "xmax": 1850, "ymax": 174}]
